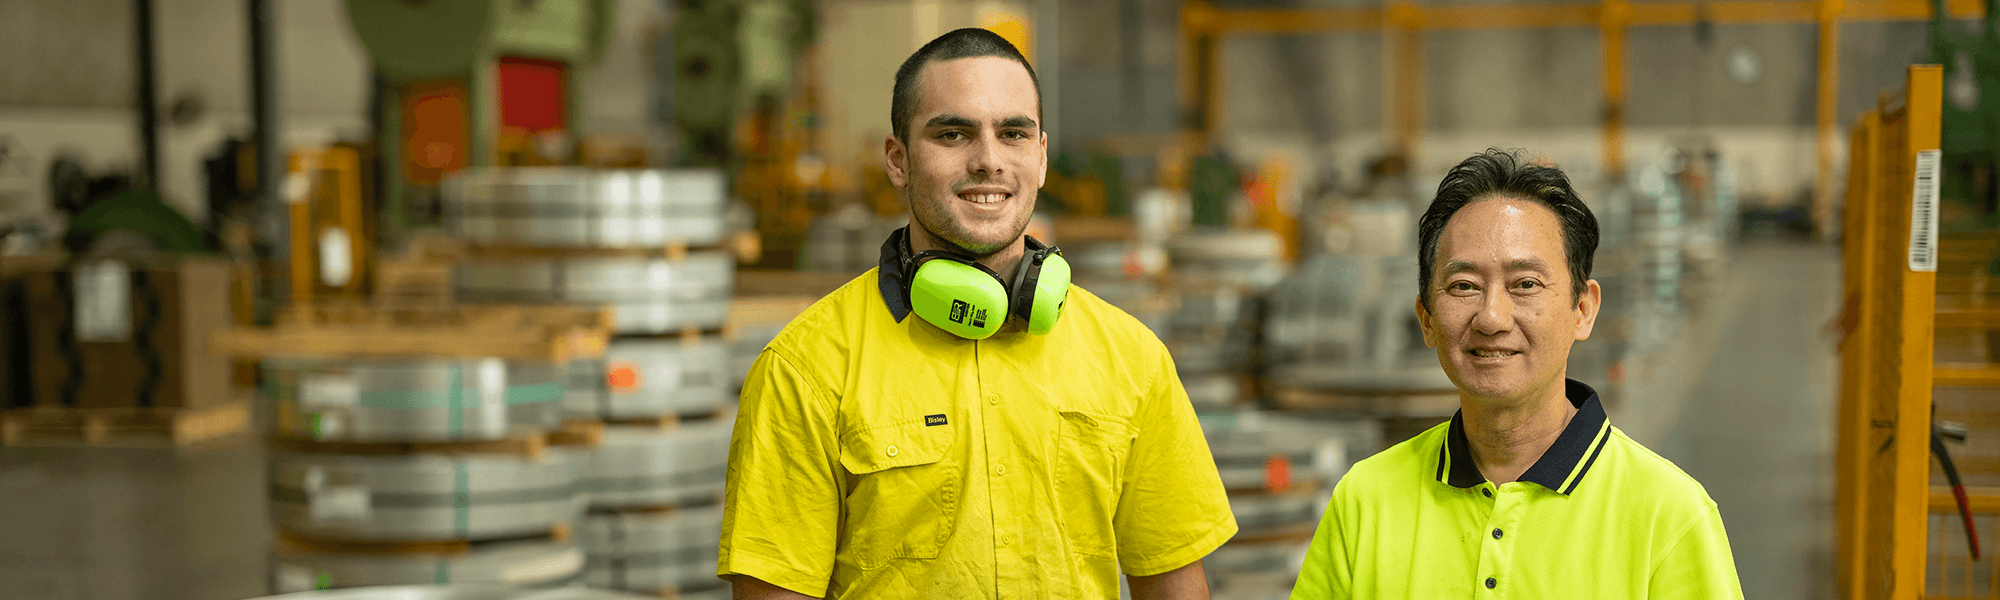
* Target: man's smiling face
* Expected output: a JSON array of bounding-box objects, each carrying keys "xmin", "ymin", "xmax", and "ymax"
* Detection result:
[
  {"xmin": 886, "ymin": 55, "xmax": 1046, "ymax": 255},
  {"xmin": 1417, "ymin": 196, "xmax": 1599, "ymax": 405}
]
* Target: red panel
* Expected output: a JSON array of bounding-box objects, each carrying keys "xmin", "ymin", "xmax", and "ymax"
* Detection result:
[
  {"xmin": 497, "ymin": 56, "xmax": 567, "ymax": 132},
  {"xmin": 401, "ymin": 79, "xmax": 469, "ymax": 185}
]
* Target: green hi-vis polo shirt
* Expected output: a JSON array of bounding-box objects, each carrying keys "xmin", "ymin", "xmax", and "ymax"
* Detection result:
[{"xmin": 1291, "ymin": 379, "xmax": 1743, "ymax": 599}]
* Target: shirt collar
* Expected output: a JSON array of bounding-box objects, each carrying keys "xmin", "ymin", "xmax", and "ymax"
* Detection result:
[
  {"xmin": 1435, "ymin": 378, "xmax": 1612, "ymax": 495},
  {"xmin": 878, "ymin": 227, "xmax": 913, "ymax": 322}
]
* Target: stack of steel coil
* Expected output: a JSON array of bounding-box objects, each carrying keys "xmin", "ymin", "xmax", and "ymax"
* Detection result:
[
  {"xmin": 1160, "ymin": 228, "xmax": 1287, "ymax": 411},
  {"xmin": 575, "ymin": 416, "xmax": 732, "ymax": 596},
  {"xmin": 1202, "ymin": 412, "xmax": 1372, "ymax": 599}
]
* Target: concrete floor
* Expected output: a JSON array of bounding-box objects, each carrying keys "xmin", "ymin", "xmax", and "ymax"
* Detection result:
[{"xmin": 0, "ymin": 240, "xmax": 1843, "ymax": 600}]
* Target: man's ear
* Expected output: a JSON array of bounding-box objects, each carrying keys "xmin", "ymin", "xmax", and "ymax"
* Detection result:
[
  {"xmin": 1037, "ymin": 131, "xmax": 1049, "ymax": 184},
  {"xmin": 885, "ymin": 135, "xmax": 909, "ymax": 190},
  {"xmin": 1573, "ymin": 279, "xmax": 1602, "ymax": 341},
  {"xmin": 1415, "ymin": 296, "xmax": 1439, "ymax": 349}
]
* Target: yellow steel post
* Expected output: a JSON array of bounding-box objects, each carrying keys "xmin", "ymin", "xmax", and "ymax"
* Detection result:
[
  {"xmin": 1600, "ymin": 0, "xmax": 1632, "ymax": 180},
  {"xmin": 1816, "ymin": 0, "xmax": 1844, "ymax": 239},
  {"xmin": 1836, "ymin": 107, "xmax": 1881, "ymax": 599},
  {"xmin": 1889, "ymin": 64, "xmax": 1941, "ymax": 600}
]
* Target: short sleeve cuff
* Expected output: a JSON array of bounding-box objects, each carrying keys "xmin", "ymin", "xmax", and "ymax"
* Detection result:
[
  {"xmin": 1119, "ymin": 512, "xmax": 1241, "ymax": 577},
  {"xmin": 719, "ymin": 553, "xmax": 831, "ymax": 598}
]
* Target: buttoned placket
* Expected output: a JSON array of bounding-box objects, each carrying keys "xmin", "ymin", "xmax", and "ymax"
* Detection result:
[{"xmin": 1476, "ymin": 482, "xmax": 1527, "ymax": 596}]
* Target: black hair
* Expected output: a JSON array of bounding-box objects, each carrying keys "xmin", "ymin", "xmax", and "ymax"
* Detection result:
[
  {"xmin": 1416, "ymin": 148, "xmax": 1598, "ymax": 308},
  {"xmin": 890, "ymin": 28, "xmax": 1041, "ymax": 144}
]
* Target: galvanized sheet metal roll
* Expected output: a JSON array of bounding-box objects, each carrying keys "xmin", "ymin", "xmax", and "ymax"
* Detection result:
[
  {"xmin": 584, "ymin": 420, "xmax": 730, "ymax": 509},
  {"xmin": 246, "ymin": 585, "xmax": 663, "ymax": 600},
  {"xmin": 579, "ymin": 503, "xmax": 724, "ymax": 592},
  {"xmin": 266, "ymin": 359, "xmax": 566, "ymax": 442},
  {"xmin": 1227, "ymin": 491, "xmax": 1326, "ymax": 538},
  {"xmin": 455, "ymin": 253, "xmax": 733, "ymax": 335},
  {"xmin": 270, "ymin": 450, "xmax": 583, "ymax": 541},
  {"xmin": 1183, "ymin": 374, "xmax": 1239, "ymax": 411},
  {"xmin": 565, "ymin": 336, "xmax": 732, "ymax": 419},
  {"xmin": 272, "ymin": 539, "xmax": 584, "ymax": 592},
  {"xmin": 444, "ymin": 168, "xmax": 728, "ymax": 248}
]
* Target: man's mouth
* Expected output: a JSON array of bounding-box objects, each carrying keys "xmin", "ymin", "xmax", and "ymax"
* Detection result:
[
  {"xmin": 1469, "ymin": 349, "xmax": 1520, "ymax": 358},
  {"xmin": 958, "ymin": 192, "xmax": 1009, "ymax": 204}
]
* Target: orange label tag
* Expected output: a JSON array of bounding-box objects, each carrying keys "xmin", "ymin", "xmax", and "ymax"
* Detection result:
[
  {"xmin": 606, "ymin": 362, "xmax": 641, "ymax": 392},
  {"xmin": 1265, "ymin": 455, "xmax": 1292, "ymax": 493}
]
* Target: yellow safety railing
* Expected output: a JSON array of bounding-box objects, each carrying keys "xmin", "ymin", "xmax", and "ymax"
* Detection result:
[{"xmin": 1836, "ymin": 64, "xmax": 1940, "ymax": 600}]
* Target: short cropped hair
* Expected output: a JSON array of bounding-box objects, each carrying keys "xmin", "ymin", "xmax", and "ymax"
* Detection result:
[
  {"xmin": 1416, "ymin": 149, "xmax": 1599, "ymax": 308},
  {"xmin": 890, "ymin": 28, "xmax": 1041, "ymax": 144}
]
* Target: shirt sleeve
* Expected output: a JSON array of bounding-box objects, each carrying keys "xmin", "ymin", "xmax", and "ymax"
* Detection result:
[
  {"xmin": 717, "ymin": 348, "xmax": 843, "ymax": 597},
  {"xmin": 1113, "ymin": 344, "xmax": 1240, "ymax": 576},
  {"xmin": 1291, "ymin": 480, "xmax": 1353, "ymax": 599},
  {"xmin": 1648, "ymin": 504, "xmax": 1745, "ymax": 600}
]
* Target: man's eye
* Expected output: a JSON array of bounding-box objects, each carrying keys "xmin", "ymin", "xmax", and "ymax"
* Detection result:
[
  {"xmin": 1516, "ymin": 280, "xmax": 1542, "ymax": 290},
  {"xmin": 1448, "ymin": 282, "xmax": 1476, "ymax": 292},
  {"xmin": 1001, "ymin": 130, "xmax": 1029, "ymax": 140},
  {"xmin": 937, "ymin": 131, "xmax": 967, "ymax": 141}
]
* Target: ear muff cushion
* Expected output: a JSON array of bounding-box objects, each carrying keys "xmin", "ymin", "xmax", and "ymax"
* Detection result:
[
  {"xmin": 909, "ymin": 258, "xmax": 1010, "ymax": 340},
  {"xmin": 1025, "ymin": 252, "xmax": 1071, "ymax": 335}
]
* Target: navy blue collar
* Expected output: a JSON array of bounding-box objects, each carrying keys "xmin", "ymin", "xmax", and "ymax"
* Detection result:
[
  {"xmin": 1435, "ymin": 379, "xmax": 1611, "ymax": 495},
  {"xmin": 878, "ymin": 227, "xmax": 913, "ymax": 322}
]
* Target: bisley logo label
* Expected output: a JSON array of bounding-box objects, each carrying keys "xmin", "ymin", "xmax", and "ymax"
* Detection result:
[{"xmin": 925, "ymin": 414, "xmax": 948, "ymax": 426}]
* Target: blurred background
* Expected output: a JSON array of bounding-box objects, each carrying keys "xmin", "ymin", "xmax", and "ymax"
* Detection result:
[{"xmin": 0, "ymin": 0, "xmax": 1979, "ymax": 599}]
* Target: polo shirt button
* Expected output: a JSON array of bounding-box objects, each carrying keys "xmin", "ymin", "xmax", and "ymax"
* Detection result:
[
  {"xmin": 886, "ymin": 445, "xmax": 899, "ymax": 457},
  {"xmin": 1492, "ymin": 528, "xmax": 1503, "ymax": 539},
  {"xmin": 994, "ymin": 464, "xmax": 1007, "ymax": 476},
  {"xmin": 1486, "ymin": 577, "xmax": 1497, "ymax": 589},
  {"xmin": 1481, "ymin": 488, "xmax": 1492, "ymax": 498}
]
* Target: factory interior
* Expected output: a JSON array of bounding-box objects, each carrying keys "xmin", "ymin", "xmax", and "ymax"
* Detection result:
[{"xmin": 0, "ymin": 0, "xmax": 1981, "ymax": 598}]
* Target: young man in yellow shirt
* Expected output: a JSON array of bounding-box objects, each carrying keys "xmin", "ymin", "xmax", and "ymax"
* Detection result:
[{"xmin": 719, "ymin": 28, "xmax": 1237, "ymax": 599}]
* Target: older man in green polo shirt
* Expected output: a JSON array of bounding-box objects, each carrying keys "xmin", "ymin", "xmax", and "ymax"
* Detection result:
[{"xmin": 1291, "ymin": 149, "xmax": 1744, "ymax": 599}]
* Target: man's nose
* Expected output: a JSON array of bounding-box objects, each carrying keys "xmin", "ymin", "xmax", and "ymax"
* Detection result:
[
  {"xmin": 1472, "ymin": 291, "xmax": 1514, "ymax": 335},
  {"xmin": 967, "ymin": 133, "xmax": 1002, "ymax": 177}
]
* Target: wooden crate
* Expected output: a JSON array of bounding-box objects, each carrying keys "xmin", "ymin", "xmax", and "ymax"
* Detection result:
[{"xmin": 5, "ymin": 255, "xmax": 236, "ymax": 411}]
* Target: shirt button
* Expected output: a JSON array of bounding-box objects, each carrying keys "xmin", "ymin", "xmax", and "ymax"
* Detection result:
[
  {"xmin": 994, "ymin": 464, "xmax": 1007, "ymax": 476},
  {"xmin": 988, "ymin": 394, "xmax": 999, "ymax": 405},
  {"xmin": 1486, "ymin": 577, "xmax": 1497, "ymax": 589},
  {"xmin": 1001, "ymin": 534, "xmax": 1014, "ymax": 545},
  {"xmin": 1492, "ymin": 528, "xmax": 1503, "ymax": 539},
  {"xmin": 1481, "ymin": 488, "xmax": 1492, "ymax": 498},
  {"xmin": 886, "ymin": 445, "xmax": 898, "ymax": 457}
]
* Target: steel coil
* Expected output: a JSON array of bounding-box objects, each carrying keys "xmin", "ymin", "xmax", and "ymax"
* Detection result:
[
  {"xmin": 579, "ymin": 503, "xmax": 725, "ymax": 592},
  {"xmin": 566, "ymin": 336, "xmax": 733, "ymax": 420},
  {"xmin": 1228, "ymin": 491, "xmax": 1326, "ymax": 537},
  {"xmin": 270, "ymin": 450, "xmax": 584, "ymax": 541},
  {"xmin": 265, "ymin": 359, "xmax": 566, "ymax": 442},
  {"xmin": 1183, "ymin": 374, "xmax": 1240, "ymax": 411},
  {"xmin": 245, "ymin": 585, "xmax": 664, "ymax": 600},
  {"xmin": 1206, "ymin": 540, "xmax": 1312, "ymax": 600},
  {"xmin": 455, "ymin": 253, "xmax": 733, "ymax": 334},
  {"xmin": 272, "ymin": 539, "xmax": 584, "ymax": 592},
  {"xmin": 443, "ymin": 168, "xmax": 728, "ymax": 248},
  {"xmin": 1205, "ymin": 413, "xmax": 1361, "ymax": 492},
  {"xmin": 583, "ymin": 420, "xmax": 731, "ymax": 509}
]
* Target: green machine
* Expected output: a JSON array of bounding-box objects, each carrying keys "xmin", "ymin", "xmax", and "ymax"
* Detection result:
[
  {"xmin": 344, "ymin": 0, "xmax": 617, "ymax": 237},
  {"xmin": 1931, "ymin": 0, "xmax": 2000, "ymax": 228}
]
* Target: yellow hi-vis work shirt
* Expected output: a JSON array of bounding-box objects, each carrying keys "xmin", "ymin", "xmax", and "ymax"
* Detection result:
[
  {"xmin": 719, "ymin": 231, "xmax": 1237, "ymax": 599},
  {"xmin": 1291, "ymin": 379, "xmax": 1744, "ymax": 599}
]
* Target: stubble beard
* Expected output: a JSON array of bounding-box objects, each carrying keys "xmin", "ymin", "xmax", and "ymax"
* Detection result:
[{"xmin": 907, "ymin": 177, "xmax": 1032, "ymax": 257}]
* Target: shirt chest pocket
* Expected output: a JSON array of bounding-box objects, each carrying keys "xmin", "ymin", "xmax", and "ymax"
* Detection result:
[
  {"xmin": 838, "ymin": 422, "xmax": 960, "ymax": 570},
  {"xmin": 1053, "ymin": 410, "xmax": 1138, "ymax": 560}
]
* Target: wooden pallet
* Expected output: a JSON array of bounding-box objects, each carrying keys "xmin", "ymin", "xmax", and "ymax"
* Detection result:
[
  {"xmin": 0, "ymin": 400, "xmax": 251, "ymax": 447},
  {"xmin": 597, "ymin": 409, "xmax": 726, "ymax": 431},
  {"xmin": 587, "ymin": 493, "xmax": 727, "ymax": 517},
  {"xmin": 461, "ymin": 240, "xmax": 712, "ymax": 262},
  {"xmin": 269, "ymin": 419, "xmax": 605, "ymax": 458},
  {"xmin": 213, "ymin": 302, "xmax": 611, "ymax": 363},
  {"xmin": 613, "ymin": 324, "xmax": 740, "ymax": 346},
  {"xmin": 275, "ymin": 520, "xmax": 573, "ymax": 556}
]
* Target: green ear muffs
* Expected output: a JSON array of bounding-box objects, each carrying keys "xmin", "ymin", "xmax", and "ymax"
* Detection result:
[{"xmin": 903, "ymin": 236, "xmax": 1070, "ymax": 340}]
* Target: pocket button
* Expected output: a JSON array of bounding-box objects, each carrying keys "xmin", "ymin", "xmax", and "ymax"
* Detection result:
[
  {"xmin": 994, "ymin": 464, "xmax": 1007, "ymax": 476},
  {"xmin": 886, "ymin": 445, "xmax": 899, "ymax": 457}
]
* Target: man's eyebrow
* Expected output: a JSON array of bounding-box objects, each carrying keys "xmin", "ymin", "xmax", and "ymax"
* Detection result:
[
  {"xmin": 1440, "ymin": 260, "xmax": 1479, "ymax": 276},
  {"xmin": 923, "ymin": 114, "xmax": 977, "ymax": 129},
  {"xmin": 998, "ymin": 115, "xmax": 1039, "ymax": 129}
]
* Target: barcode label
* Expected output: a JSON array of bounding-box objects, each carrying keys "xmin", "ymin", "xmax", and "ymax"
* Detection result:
[{"xmin": 1910, "ymin": 149, "xmax": 1942, "ymax": 272}]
